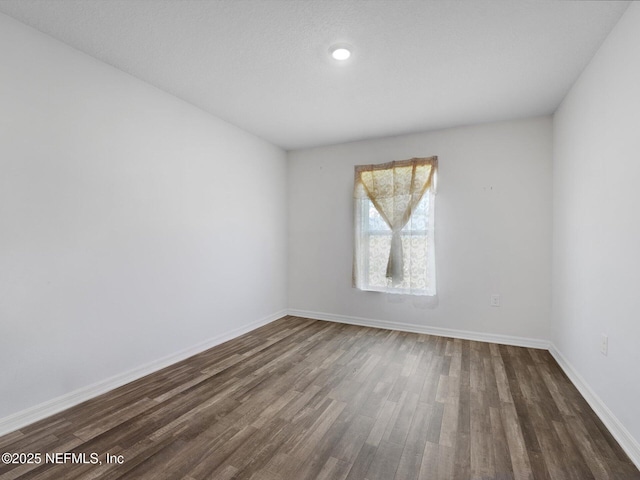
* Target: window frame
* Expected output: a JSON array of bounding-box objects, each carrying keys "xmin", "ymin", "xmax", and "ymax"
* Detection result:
[{"xmin": 356, "ymin": 187, "xmax": 436, "ymax": 296}]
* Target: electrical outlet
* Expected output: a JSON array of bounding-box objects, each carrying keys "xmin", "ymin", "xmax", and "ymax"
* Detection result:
[
  {"xmin": 490, "ymin": 294, "xmax": 500, "ymax": 307},
  {"xmin": 600, "ymin": 334, "xmax": 608, "ymax": 356}
]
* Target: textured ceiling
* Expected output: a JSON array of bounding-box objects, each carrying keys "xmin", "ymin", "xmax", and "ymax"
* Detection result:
[{"xmin": 0, "ymin": 0, "xmax": 630, "ymax": 150}]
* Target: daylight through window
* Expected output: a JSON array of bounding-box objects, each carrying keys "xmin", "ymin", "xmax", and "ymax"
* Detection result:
[{"xmin": 353, "ymin": 157, "xmax": 437, "ymax": 296}]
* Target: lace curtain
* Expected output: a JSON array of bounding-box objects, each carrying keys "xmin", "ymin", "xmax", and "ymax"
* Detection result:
[{"xmin": 353, "ymin": 157, "xmax": 437, "ymax": 295}]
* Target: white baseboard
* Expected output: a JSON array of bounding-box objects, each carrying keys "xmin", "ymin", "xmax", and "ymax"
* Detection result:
[
  {"xmin": 288, "ymin": 308, "xmax": 550, "ymax": 349},
  {"xmin": 549, "ymin": 345, "xmax": 640, "ymax": 470},
  {"xmin": 0, "ymin": 310, "xmax": 287, "ymax": 437}
]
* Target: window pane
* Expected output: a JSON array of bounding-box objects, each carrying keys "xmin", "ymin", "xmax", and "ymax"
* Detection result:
[
  {"xmin": 368, "ymin": 234, "xmax": 391, "ymax": 287},
  {"xmin": 368, "ymin": 202, "xmax": 390, "ymax": 232},
  {"xmin": 403, "ymin": 234, "xmax": 428, "ymax": 291},
  {"xmin": 366, "ymin": 233, "xmax": 430, "ymax": 292},
  {"xmin": 364, "ymin": 193, "xmax": 432, "ymax": 293},
  {"xmin": 404, "ymin": 195, "xmax": 429, "ymax": 232}
]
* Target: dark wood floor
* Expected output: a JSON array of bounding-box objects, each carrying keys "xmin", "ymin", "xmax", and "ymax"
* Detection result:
[{"xmin": 1, "ymin": 316, "xmax": 638, "ymax": 480}]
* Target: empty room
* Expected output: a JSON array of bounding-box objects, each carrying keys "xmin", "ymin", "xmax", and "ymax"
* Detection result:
[{"xmin": 1, "ymin": 1, "xmax": 639, "ymax": 479}]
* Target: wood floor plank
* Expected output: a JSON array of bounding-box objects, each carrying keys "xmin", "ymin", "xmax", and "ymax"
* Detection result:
[
  {"xmin": 394, "ymin": 449, "xmax": 423, "ymax": 480},
  {"xmin": 316, "ymin": 456, "xmax": 350, "ymax": 480},
  {"xmin": 0, "ymin": 316, "xmax": 637, "ymax": 480},
  {"xmin": 438, "ymin": 401, "xmax": 459, "ymax": 448},
  {"xmin": 331, "ymin": 414, "xmax": 375, "ymax": 463},
  {"xmin": 418, "ymin": 440, "xmax": 439, "ymax": 480},
  {"xmin": 489, "ymin": 405, "xmax": 515, "ymax": 479},
  {"xmin": 470, "ymin": 391, "xmax": 495, "ymax": 478},
  {"xmin": 500, "ymin": 403, "xmax": 534, "ymax": 480},
  {"xmin": 365, "ymin": 399, "xmax": 396, "ymax": 447},
  {"xmin": 363, "ymin": 440, "xmax": 403, "ymax": 480}
]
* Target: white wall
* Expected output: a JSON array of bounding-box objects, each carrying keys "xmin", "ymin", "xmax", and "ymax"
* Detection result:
[
  {"xmin": 288, "ymin": 117, "xmax": 552, "ymax": 342},
  {"xmin": 0, "ymin": 14, "xmax": 288, "ymax": 420},
  {"xmin": 552, "ymin": 2, "xmax": 640, "ymax": 455}
]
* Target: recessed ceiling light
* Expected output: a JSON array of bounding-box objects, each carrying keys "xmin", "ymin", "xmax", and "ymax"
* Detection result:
[{"xmin": 330, "ymin": 45, "xmax": 352, "ymax": 61}]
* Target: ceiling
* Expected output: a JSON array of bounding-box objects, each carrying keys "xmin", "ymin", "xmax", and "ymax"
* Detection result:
[{"xmin": 0, "ymin": 0, "xmax": 630, "ymax": 150}]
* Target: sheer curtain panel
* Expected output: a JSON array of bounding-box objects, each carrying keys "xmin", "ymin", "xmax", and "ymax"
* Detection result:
[{"xmin": 353, "ymin": 157, "xmax": 437, "ymax": 296}]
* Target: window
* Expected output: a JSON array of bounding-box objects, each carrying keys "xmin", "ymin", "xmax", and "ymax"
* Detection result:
[{"xmin": 353, "ymin": 157, "xmax": 437, "ymax": 296}]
